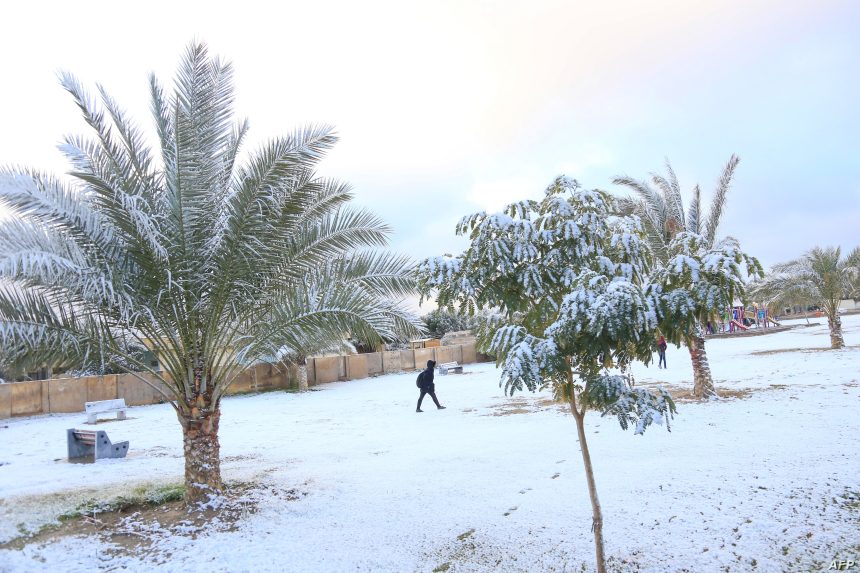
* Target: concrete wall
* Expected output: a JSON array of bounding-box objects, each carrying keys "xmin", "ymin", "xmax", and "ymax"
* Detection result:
[
  {"xmin": 346, "ymin": 354, "xmax": 369, "ymax": 380},
  {"xmin": 253, "ymin": 362, "xmax": 291, "ymax": 390},
  {"xmin": 382, "ymin": 351, "xmax": 401, "ymax": 373},
  {"xmin": 285, "ymin": 363, "xmax": 299, "ymax": 388},
  {"xmin": 0, "ymin": 384, "xmax": 11, "ymax": 419},
  {"xmin": 366, "ymin": 352, "xmax": 383, "ymax": 376},
  {"xmin": 12, "ymin": 381, "xmax": 43, "ymax": 416},
  {"xmin": 400, "ymin": 349, "xmax": 416, "ymax": 371},
  {"xmin": 0, "ymin": 341, "xmax": 486, "ymax": 419},
  {"xmin": 306, "ymin": 358, "xmax": 318, "ymax": 385},
  {"xmin": 47, "ymin": 378, "xmax": 88, "ymax": 413},
  {"xmin": 118, "ymin": 373, "xmax": 165, "ymax": 407},
  {"xmin": 461, "ymin": 342, "xmax": 477, "ymax": 364},
  {"xmin": 229, "ymin": 368, "xmax": 256, "ymax": 394},
  {"xmin": 434, "ymin": 346, "xmax": 456, "ymax": 365},
  {"xmin": 414, "ymin": 348, "xmax": 436, "ymax": 369},
  {"xmin": 453, "ymin": 345, "xmax": 464, "ymax": 364},
  {"xmin": 307, "ymin": 341, "xmax": 481, "ymax": 379},
  {"xmin": 314, "ymin": 356, "xmax": 343, "ymax": 384},
  {"xmin": 87, "ymin": 375, "xmax": 118, "ymax": 403}
]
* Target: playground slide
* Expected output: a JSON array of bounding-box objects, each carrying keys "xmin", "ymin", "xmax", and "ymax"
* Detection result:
[{"xmin": 729, "ymin": 319, "xmax": 749, "ymax": 331}]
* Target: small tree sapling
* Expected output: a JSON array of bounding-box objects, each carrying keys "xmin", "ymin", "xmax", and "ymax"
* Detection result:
[{"xmin": 418, "ymin": 177, "xmax": 676, "ymax": 573}]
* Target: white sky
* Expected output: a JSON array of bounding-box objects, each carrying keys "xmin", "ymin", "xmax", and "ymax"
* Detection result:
[{"xmin": 2, "ymin": 0, "xmax": 858, "ymax": 311}]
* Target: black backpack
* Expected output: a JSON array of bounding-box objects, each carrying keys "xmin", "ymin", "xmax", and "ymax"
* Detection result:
[{"xmin": 416, "ymin": 370, "xmax": 426, "ymax": 388}]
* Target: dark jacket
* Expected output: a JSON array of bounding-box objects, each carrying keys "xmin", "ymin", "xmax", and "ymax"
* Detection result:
[{"xmin": 419, "ymin": 360, "xmax": 436, "ymax": 391}]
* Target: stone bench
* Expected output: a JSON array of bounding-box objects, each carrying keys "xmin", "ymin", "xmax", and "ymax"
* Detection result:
[
  {"xmin": 437, "ymin": 361, "xmax": 463, "ymax": 375},
  {"xmin": 85, "ymin": 398, "xmax": 128, "ymax": 424},
  {"xmin": 67, "ymin": 429, "xmax": 129, "ymax": 461}
]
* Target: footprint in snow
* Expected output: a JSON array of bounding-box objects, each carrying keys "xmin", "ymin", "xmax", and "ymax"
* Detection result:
[{"xmin": 503, "ymin": 506, "xmax": 518, "ymax": 516}]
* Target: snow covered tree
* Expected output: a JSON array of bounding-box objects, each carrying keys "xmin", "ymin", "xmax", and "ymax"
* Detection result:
[
  {"xmin": 613, "ymin": 156, "xmax": 761, "ymax": 398},
  {"xmin": 751, "ymin": 246, "xmax": 860, "ymax": 349},
  {"xmin": 0, "ymin": 42, "xmax": 421, "ymax": 503},
  {"xmin": 418, "ymin": 177, "xmax": 677, "ymax": 573},
  {"xmin": 421, "ymin": 308, "xmax": 487, "ymax": 339},
  {"xmin": 655, "ymin": 232, "xmax": 761, "ymax": 397}
]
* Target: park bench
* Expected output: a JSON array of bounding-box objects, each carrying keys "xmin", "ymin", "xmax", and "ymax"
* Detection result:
[
  {"xmin": 85, "ymin": 398, "xmax": 128, "ymax": 424},
  {"xmin": 437, "ymin": 361, "xmax": 463, "ymax": 375},
  {"xmin": 67, "ymin": 428, "xmax": 129, "ymax": 461}
]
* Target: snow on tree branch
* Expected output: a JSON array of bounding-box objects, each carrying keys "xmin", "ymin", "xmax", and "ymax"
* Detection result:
[{"xmin": 581, "ymin": 375, "xmax": 676, "ymax": 434}]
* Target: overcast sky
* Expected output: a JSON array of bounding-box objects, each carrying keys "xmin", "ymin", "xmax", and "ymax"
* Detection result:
[{"xmin": 2, "ymin": 0, "xmax": 858, "ymax": 311}]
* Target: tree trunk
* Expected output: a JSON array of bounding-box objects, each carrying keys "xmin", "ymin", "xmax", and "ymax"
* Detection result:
[
  {"xmin": 179, "ymin": 405, "xmax": 223, "ymax": 504},
  {"xmin": 298, "ymin": 359, "xmax": 309, "ymax": 392},
  {"xmin": 827, "ymin": 313, "xmax": 844, "ymax": 349},
  {"xmin": 688, "ymin": 335, "xmax": 716, "ymax": 399},
  {"xmin": 569, "ymin": 401, "xmax": 606, "ymax": 573}
]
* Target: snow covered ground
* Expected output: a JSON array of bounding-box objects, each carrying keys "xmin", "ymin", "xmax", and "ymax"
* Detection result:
[{"xmin": 1, "ymin": 315, "xmax": 858, "ymax": 572}]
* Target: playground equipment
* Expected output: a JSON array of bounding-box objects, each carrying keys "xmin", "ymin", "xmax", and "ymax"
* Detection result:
[
  {"xmin": 749, "ymin": 305, "xmax": 781, "ymax": 328},
  {"xmin": 714, "ymin": 304, "xmax": 781, "ymax": 334},
  {"xmin": 728, "ymin": 305, "xmax": 746, "ymax": 332}
]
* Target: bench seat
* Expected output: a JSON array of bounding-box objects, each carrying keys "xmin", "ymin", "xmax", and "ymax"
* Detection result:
[
  {"xmin": 67, "ymin": 428, "xmax": 129, "ymax": 460},
  {"xmin": 437, "ymin": 361, "xmax": 463, "ymax": 375},
  {"xmin": 85, "ymin": 398, "xmax": 128, "ymax": 424}
]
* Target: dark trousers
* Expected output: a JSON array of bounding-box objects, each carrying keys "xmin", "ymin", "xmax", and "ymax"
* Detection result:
[
  {"xmin": 417, "ymin": 389, "xmax": 441, "ymax": 409},
  {"xmin": 658, "ymin": 350, "xmax": 666, "ymax": 368}
]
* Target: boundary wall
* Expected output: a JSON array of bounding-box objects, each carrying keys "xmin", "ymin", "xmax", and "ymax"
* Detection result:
[
  {"xmin": 0, "ymin": 342, "xmax": 479, "ymax": 419},
  {"xmin": 306, "ymin": 341, "xmax": 478, "ymax": 385}
]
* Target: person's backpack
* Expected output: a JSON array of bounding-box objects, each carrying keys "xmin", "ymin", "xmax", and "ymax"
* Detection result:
[{"xmin": 416, "ymin": 370, "xmax": 426, "ymax": 388}]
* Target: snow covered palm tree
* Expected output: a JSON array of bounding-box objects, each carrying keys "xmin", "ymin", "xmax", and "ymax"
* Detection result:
[
  {"xmin": 0, "ymin": 43, "xmax": 421, "ymax": 503},
  {"xmin": 613, "ymin": 156, "xmax": 757, "ymax": 398},
  {"xmin": 751, "ymin": 246, "xmax": 859, "ymax": 349}
]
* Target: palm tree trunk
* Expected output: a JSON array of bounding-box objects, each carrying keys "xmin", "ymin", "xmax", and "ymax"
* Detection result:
[
  {"xmin": 688, "ymin": 335, "xmax": 716, "ymax": 398},
  {"xmin": 298, "ymin": 358, "xmax": 309, "ymax": 392},
  {"xmin": 827, "ymin": 313, "xmax": 844, "ymax": 349},
  {"xmin": 569, "ymin": 397, "xmax": 606, "ymax": 573},
  {"xmin": 179, "ymin": 403, "xmax": 223, "ymax": 503}
]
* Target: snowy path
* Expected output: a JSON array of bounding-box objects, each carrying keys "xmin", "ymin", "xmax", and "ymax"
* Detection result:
[{"xmin": 1, "ymin": 315, "xmax": 858, "ymax": 572}]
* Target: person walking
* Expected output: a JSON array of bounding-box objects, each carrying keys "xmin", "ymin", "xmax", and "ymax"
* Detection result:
[
  {"xmin": 657, "ymin": 336, "xmax": 668, "ymax": 369},
  {"xmin": 416, "ymin": 359, "xmax": 446, "ymax": 412}
]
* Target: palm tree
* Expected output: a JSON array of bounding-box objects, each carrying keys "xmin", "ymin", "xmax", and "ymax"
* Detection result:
[
  {"xmin": 751, "ymin": 246, "xmax": 860, "ymax": 349},
  {"xmin": 0, "ymin": 42, "xmax": 421, "ymax": 503},
  {"xmin": 613, "ymin": 155, "xmax": 744, "ymax": 398}
]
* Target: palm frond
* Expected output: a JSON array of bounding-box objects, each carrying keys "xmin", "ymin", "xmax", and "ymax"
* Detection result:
[
  {"xmin": 687, "ymin": 184, "xmax": 701, "ymax": 235},
  {"xmin": 703, "ymin": 154, "xmax": 740, "ymax": 246},
  {"xmin": 0, "ymin": 283, "xmax": 117, "ymax": 372},
  {"xmin": 328, "ymin": 251, "xmax": 419, "ymax": 299},
  {"xmin": 611, "ymin": 182, "xmax": 670, "ymax": 263},
  {"xmin": 164, "ymin": 42, "xmax": 238, "ymax": 273},
  {"xmin": 755, "ymin": 246, "xmax": 855, "ymax": 315},
  {"xmin": 279, "ymin": 208, "xmax": 391, "ymax": 280},
  {"xmin": 207, "ymin": 128, "xmax": 339, "ymax": 280},
  {"xmin": 845, "ymin": 246, "xmax": 860, "ymax": 297},
  {"xmin": 650, "ymin": 158, "xmax": 685, "ymax": 232},
  {"xmin": 612, "ymin": 176, "xmax": 667, "ymax": 225},
  {"xmin": 0, "ymin": 169, "xmax": 115, "ymax": 257}
]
